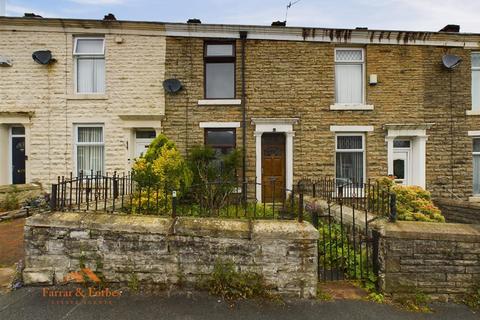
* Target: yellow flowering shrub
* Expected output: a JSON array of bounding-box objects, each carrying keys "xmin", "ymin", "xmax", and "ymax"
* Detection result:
[
  {"xmin": 131, "ymin": 135, "xmax": 192, "ymax": 214},
  {"xmin": 373, "ymin": 176, "xmax": 445, "ymax": 223}
]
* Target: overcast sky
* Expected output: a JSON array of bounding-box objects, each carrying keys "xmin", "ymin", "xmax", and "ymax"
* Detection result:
[{"xmin": 4, "ymin": 0, "xmax": 480, "ymax": 33}]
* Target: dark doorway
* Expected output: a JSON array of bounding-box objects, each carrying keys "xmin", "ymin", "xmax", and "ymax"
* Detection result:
[
  {"xmin": 11, "ymin": 127, "xmax": 26, "ymax": 184},
  {"xmin": 261, "ymin": 133, "xmax": 286, "ymax": 203}
]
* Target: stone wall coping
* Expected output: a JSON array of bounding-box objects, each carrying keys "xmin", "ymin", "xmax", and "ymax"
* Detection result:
[
  {"xmin": 26, "ymin": 212, "xmax": 172, "ymax": 234},
  {"xmin": 384, "ymin": 221, "xmax": 480, "ymax": 242},
  {"xmin": 435, "ymin": 198, "xmax": 480, "ymax": 210},
  {"xmin": 173, "ymin": 217, "xmax": 251, "ymax": 239},
  {"xmin": 26, "ymin": 213, "xmax": 319, "ymax": 240},
  {"xmin": 252, "ymin": 220, "xmax": 319, "ymax": 240}
]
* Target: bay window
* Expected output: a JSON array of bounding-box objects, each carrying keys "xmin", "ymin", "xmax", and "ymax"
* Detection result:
[
  {"xmin": 472, "ymin": 53, "xmax": 480, "ymax": 112},
  {"xmin": 204, "ymin": 42, "xmax": 235, "ymax": 99},
  {"xmin": 335, "ymin": 134, "xmax": 365, "ymax": 185},
  {"xmin": 74, "ymin": 37, "xmax": 105, "ymax": 94},
  {"xmin": 335, "ymin": 48, "xmax": 364, "ymax": 105},
  {"xmin": 474, "ymin": 138, "xmax": 480, "ymax": 195},
  {"xmin": 75, "ymin": 125, "xmax": 104, "ymax": 175}
]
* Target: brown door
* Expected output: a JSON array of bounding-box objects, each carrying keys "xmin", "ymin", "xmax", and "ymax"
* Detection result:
[{"xmin": 262, "ymin": 133, "xmax": 286, "ymax": 203}]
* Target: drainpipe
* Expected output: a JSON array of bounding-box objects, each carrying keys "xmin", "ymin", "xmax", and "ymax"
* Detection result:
[{"xmin": 240, "ymin": 31, "xmax": 248, "ymax": 202}]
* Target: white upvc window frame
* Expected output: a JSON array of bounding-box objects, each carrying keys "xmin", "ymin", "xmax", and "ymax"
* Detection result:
[
  {"xmin": 334, "ymin": 48, "xmax": 366, "ymax": 107},
  {"xmin": 470, "ymin": 52, "xmax": 480, "ymax": 114},
  {"xmin": 335, "ymin": 133, "xmax": 366, "ymax": 186},
  {"xmin": 73, "ymin": 37, "xmax": 106, "ymax": 94},
  {"xmin": 73, "ymin": 123, "xmax": 105, "ymax": 175},
  {"xmin": 473, "ymin": 137, "xmax": 480, "ymax": 196}
]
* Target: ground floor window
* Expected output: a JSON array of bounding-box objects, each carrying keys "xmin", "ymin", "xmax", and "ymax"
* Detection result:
[
  {"xmin": 474, "ymin": 138, "xmax": 480, "ymax": 195},
  {"xmin": 204, "ymin": 128, "xmax": 236, "ymax": 157},
  {"xmin": 75, "ymin": 124, "xmax": 104, "ymax": 175},
  {"xmin": 335, "ymin": 134, "xmax": 365, "ymax": 185}
]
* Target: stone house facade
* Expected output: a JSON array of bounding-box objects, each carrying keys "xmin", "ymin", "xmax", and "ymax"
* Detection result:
[
  {"xmin": 1, "ymin": 17, "xmax": 479, "ymax": 203},
  {"xmin": 162, "ymin": 24, "xmax": 480, "ymax": 202},
  {"xmin": 0, "ymin": 17, "xmax": 166, "ymax": 185}
]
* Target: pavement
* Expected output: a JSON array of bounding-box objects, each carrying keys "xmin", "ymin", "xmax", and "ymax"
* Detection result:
[
  {"xmin": 0, "ymin": 218, "xmax": 25, "ymax": 266},
  {"xmin": 0, "ymin": 287, "xmax": 478, "ymax": 320}
]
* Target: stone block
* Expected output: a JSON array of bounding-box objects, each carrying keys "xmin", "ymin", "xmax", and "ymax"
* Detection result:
[
  {"xmin": 70, "ymin": 230, "xmax": 90, "ymax": 239},
  {"xmin": 23, "ymin": 268, "xmax": 54, "ymax": 285}
]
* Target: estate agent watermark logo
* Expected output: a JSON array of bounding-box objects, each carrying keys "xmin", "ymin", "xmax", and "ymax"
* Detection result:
[{"xmin": 42, "ymin": 268, "xmax": 122, "ymax": 305}]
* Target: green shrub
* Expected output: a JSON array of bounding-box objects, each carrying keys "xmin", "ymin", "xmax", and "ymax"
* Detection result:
[
  {"xmin": 186, "ymin": 146, "xmax": 242, "ymax": 213},
  {"xmin": 131, "ymin": 134, "xmax": 192, "ymax": 214},
  {"xmin": 372, "ymin": 177, "xmax": 445, "ymax": 222}
]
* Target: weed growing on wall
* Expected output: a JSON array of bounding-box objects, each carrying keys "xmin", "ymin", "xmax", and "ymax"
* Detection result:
[
  {"xmin": 394, "ymin": 290, "xmax": 432, "ymax": 313},
  {"xmin": 462, "ymin": 287, "xmax": 480, "ymax": 310},
  {"xmin": 202, "ymin": 260, "xmax": 274, "ymax": 303}
]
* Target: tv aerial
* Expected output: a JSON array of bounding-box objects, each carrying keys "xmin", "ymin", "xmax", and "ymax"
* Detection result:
[{"xmin": 285, "ymin": 0, "xmax": 301, "ymax": 24}]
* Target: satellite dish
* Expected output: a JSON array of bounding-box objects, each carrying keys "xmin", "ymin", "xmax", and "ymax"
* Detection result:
[
  {"xmin": 32, "ymin": 50, "xmax": 55, "ymax": 65},
  {"xmin": 0, "ymin": 56, "xmax": 12, "ymax": 67},
  {"xmin": 163, "ymin": 79, "xmax": 182, "ymax": 93},
  {"xmin": 442, "ymin": 54, "xmax": 462, "ymax": 69}
]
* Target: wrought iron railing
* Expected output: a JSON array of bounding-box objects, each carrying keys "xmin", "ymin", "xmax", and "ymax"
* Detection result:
[{"xmin": 49, "ymin": 171, "xmax": 307, "ymax": 222}]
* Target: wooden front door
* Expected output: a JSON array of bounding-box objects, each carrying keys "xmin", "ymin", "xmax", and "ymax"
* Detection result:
[{"xmin": 262, "ymin": 133, "xmax": 286, "ymax": 202}]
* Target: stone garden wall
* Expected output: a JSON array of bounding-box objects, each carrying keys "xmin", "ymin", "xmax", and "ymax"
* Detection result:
[
  {"xmin": 377, "ymin": 221, "xmax": 480, "ymax": 301},
  {"xmin": 434, "ymin": 198, "xmax": 480, "ymax": 224},
  {"xmin": 23, "ymin": 212, "xmax": 318, "ymax": 298}
]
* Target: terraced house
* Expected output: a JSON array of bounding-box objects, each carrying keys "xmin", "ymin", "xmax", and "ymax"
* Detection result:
[{"xmin": 0, "ymin": 16, "xmax": 479, "ymax": 206}]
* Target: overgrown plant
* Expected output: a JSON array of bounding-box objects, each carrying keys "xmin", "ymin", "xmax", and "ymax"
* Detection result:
[
  {"xmin": 0, "ymin": 187, "xmax": 20, "ymax": 212},
  {"xmin": 394, "ymin": 290, "xmax": 431, "ymax": 313},
  {"xmin": 131, "ymin": 134, "xmax": 192, "ymax": 214},
  {"xmin": 186, "ymin": 146, "xmax": 242, "ymax": 214},
  {"xmin": 203, "ymin": 260, "xmax": 273, "ymax": 303},
  {"xmin": 371, "ymin": 177, "xmax": 445, "ymax": 222},
  {"xmin": 462, "ymin": 287, "xmax": 480, "ymax": 310}
]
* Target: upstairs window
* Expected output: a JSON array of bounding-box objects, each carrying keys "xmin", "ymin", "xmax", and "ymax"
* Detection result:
[
  {"xmin": 205, "ymin": 128, "xmax": 236, "ymax": 157},
  {"xmin": 474, "ymin": 138, "xmax": 480, "ymax": 195},
  {"xmin": 335, "ymin": 134, "xmax": 365, "ymax": 185},
  {"xmin": 472, "ymin": 53, "xmax": 480, "ymax": 112},
  {"xmin": 74, "ymin": 38, "xmax": 105, "ymax": 94},
  {"xmin": 335, "ymin": 48, "xmax": 364, "ymax": 104},
  {"xmin": 204, "ymin": 42, "xmax": 235, "ymax": 99}
]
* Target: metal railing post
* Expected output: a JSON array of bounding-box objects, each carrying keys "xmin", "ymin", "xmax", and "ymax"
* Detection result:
[
  {"xmin": 172, "ymin": 190, "xmax": 177, "ymax": 219},
  {"xmin": 50, "ymin": 184, "xmax": 58, "ymax": 211},
  {"xmin": 298, "ymin": 191, "xmax": 304, "ymax": 223},
  {"xmin": 389, "ymin": 192, "xmax": 397, "ymax": 222}
]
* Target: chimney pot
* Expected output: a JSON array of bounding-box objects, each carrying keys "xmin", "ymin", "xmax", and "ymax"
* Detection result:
[
  {"xmin": 187, "ymin": 18, "xmax": 201, "ymax": 24},
  {"xmin": 271, "ymin": 20, "xmax": 286, "ymax": 27}
]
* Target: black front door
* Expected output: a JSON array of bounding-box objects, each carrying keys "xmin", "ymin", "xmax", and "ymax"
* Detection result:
[{"xmin": 12, "ymin": 136, "xmax": 26, "ymax": 184}]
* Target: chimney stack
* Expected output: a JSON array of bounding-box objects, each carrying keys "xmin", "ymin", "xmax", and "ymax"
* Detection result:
[
  {"xmin": 0, "ymin": 0, "xmax": 6, "ymax": 17},
  {"xmin": 439, "ymin": 24, "xmax": 460, "ymax": 33}
]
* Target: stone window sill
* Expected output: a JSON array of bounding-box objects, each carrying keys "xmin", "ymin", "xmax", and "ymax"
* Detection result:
[
  {"xmin": 330, "ymin": 104, "xmax": 374, "ymax": 111},
  {"xmin": 197, "ymin": 99, "xmax": 241, "ymax": 106},
  {"xmin": 67, "ymin": 94, "xmax": 108, "ymax": 100},
  {"xmin": 469, "ymin": 196, "xmax": 480, "ymax": 203},
  {"xmin": 466, "ymin": 110, "xmax": 480, "ymax": 116}
]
